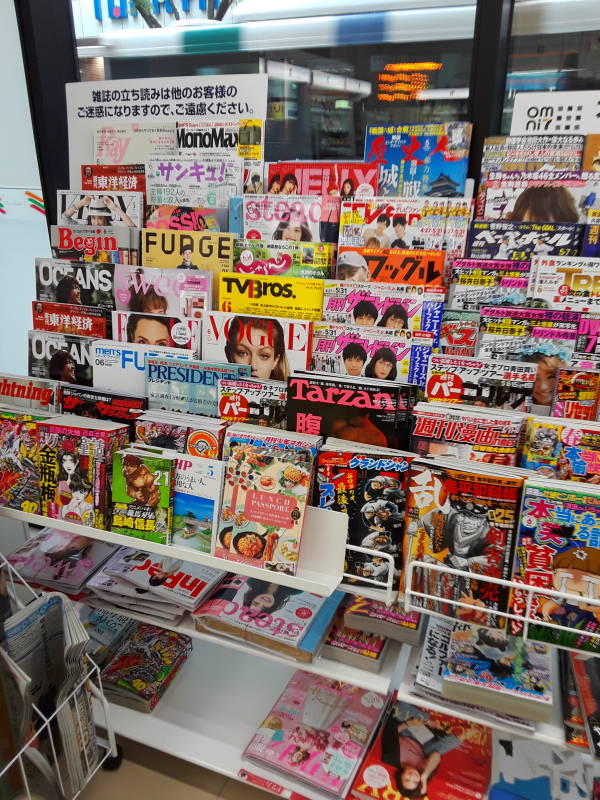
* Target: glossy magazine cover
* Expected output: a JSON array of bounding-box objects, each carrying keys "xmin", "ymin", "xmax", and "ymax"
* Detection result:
[
  {"xmin": 242, "ymin": 194, "xmax": 340, "ymax": 244},
  {"xmin": 0, "ymin": 372, "xmax": 59, "ymax": 413},
  {"xmin": 50, "ymin": 224, "xmax": 135, "ymax": 264},
  {"xmin": 144, "ymin": 204, "xmax": 228, "ymax": 231},
  {"xmin": 218, "ymin": 378, "xmax": 287, "ymax": 429},
  {"xmin": 467, "ymin": 220, "xmax": 583, "ymax": 260},
  {"xmin": 447, "ymin": 258, "xmax": 532, "ymax": 310},
  {"xmin": 266, "ymin": 162, "xmax": 378, "ymax": 196},
  {"xmin": 531, "ymin": 255, "xmax": 600, "ymax": 312},
  {"xmin": 0, "ymin": 414, "xmax": 41, "ymax": 513},
  {"xmin": 113, "ymin": 265, "xmax": 212, "ymax": 317},
  {"xmin": 35, "ymin": 258, "xmax": 116, "ymax": 309},
  {"xmin": 582, "ymin": 208, "xmax": 600, "ymax": 258},
  {"xmin": 56, "ymin": 190, "xmax": 144, "ymax": 229},
  {"xmin": 344, "ymin": 595, "xmax": 421, "ymax": 634},
  {"xmin": 171, "ymin": 454, "xmax": 223, "ymax": 553},
  {"xmin": 111, "ymin": 311, "xmax": 201, "ymax": 356},
  {"xmin": 336, "ymin": 247, "xmax": 445, "ymax": 286},
  {"xmin": 521, "ymin": 416, "xmax": 600, "ymax": 481},
  {"xmin": 32, "ymin": 300, "xmax": 109, "ymax": 338},
  {"xmin": 61, "ymin": 384, "xmax": 147, "ymax": 437},
  {"xmin": 233, "ymin": 239, "xmax": 334, "ymax": 280},
  {"xmin": 439, "ymin": 310, "xmax": 479, "ymax": 357},
  {"xmin": 28, "ymin": 330, "xmax": 93, "ymax": 386},
  {"xmin": 81, "ymin": 163, "xmax": 146, "ymax": 196},
  {"xmin": 573, "ymin": 312, "xmax": 600, "ymax": 369},
  {"xmin": 551, "ymin": 367, "xmax": 600, "ymax": 420},
  {"xmin": 145, "ymin": 154, "xmax": 243, "ymax": 208},
  {"xmin": 92, "ymin": 340, "xmax": 194, "ymax": 395},
  {"xmin": 93, "ymin": 123, "xmax": 176, "ymax": 163},
  {"xmin": 218, "ymin": 272, "xmax": 324, "ymax": 321}
]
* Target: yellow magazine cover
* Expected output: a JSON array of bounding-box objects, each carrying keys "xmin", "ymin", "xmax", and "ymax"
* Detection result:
[{"xmin": 218, "ymin": 272, "xmax": 324, "ymax": 320}]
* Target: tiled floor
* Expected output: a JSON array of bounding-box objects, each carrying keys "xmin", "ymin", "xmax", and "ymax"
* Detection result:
[{"xmin": 81, "ymin": 738, "xmax": 272, "ymax": 800}]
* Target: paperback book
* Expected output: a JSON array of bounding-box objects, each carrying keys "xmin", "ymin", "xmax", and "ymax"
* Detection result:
[
  {"xmin": 56, "ymin": 190, "xmax": 144, "ymax": 229},
  {"xmin": 439, "ymin": 309, "xmax": 480, "ymax": 357},
  {"xmin": 218, "ymin": 378, "xmax": 287, "ymax": 428},
  {"xmin": 32, "ymin": 301, "xmax": 109, "ymax": 338},
  {"xmin": 81, "ymin": 163, "xmax": 146, "ymax": 196},
  {"xmin": 467, "ymin": 220, "xmax": 583, "ymax": 260},
  {"xmin": 266, "ymin": 161, "xmax": 378, "ymax": 196},
  {"xmin": 92, "ymin": 340, "xmax": 193, "ymax": 395},
  {"xmin": 530, "ymin": 255, "xmax": 600, "ymax": 311},
  {"xmin": 113, "ymin": 265, "xmax": 212, "ymax": 318},
  {"xmin": 551, "ymin": 367, "xmax": 600, "ymax": 420},
  {"xmin": 50, "ymin": 224, "xmax": 135, "ymax": 264},
  {"xmin": 447, "ymin": 258, "xmax": 532, "ymax": 310},
  {"xmin": 521, "ymin": 415, "xmax": 600, "ymax": 481},
  {"xmin": 218, "ymin": 272, "xmax": 324, "ymax": 321},
  {"xmin": 145, "ymin": 154, "xmax": 243, "ymax": 207},
  {"xmin": 233, "ymin": 239, "xmax": 334, "ymax": 280},
  {"xmin": 28, "ymin": 330, "xmax": 93, "ymax": 386},
  {"xmin": 35, "ymin": 258, "xmax": 116, "ymax": 310},
  {"xmin": 242, "ymin": 195, "xmax": 340, "ymax": 243},
  {"xmin": 336, "ymin": 246, "xmax": 445, "ymax": 287},
  {"xmin": 111, "ymin": 310, "xmax": 201, "ymax": 355},
  {"xmin": 144, "ymin": 204, "xmax": 227, "ymax": 232},
  {"xmin": 60, "ymin": 384, "xmax": 147, "ymax": 437}
]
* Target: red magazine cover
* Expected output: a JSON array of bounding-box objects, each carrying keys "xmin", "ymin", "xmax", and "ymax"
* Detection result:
[
  {"xmin": 32, "ymin": 300, "xmax": 109, "ymax": 338},
  {"xmin": 266, "ymin": 162, "xmax": 378, "ymax": 197},
  {"xmin": 336, "ymin": 247, "xmax": 445, "ymax": 287},
  {"xmin": 81, "ymin": 164, "xmax": 146, "ymax": 195}
]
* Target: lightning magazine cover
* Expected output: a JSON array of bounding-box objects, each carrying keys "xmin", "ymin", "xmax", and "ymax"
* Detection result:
[
  {"xmin": 467, "ymin": 220, "xmax": 583, "ymax": 260},
  {"xmin": 336, "ymin": 246, "xmax": 445, "ymax": 286},
  {"xmin": 447, "ymin": 259, "xmax": 532, "ymax": 310},
  {"xmin": 35, "ymin": 259, "xmax": 116, "ymax": 309},
  {"xmin": 0, "ymin": 373, "xmax": 59, "ymax": 413},
  {"xmin": 233, "ymin": 239, "xmax": 334, "ymax": 280}
]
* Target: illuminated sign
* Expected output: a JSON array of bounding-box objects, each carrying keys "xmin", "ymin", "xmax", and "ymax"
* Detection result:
[
  {"xmin": 93, "ymin": 0, "xmax": 220, "ymax": 20},
  {"xmin": 376, "ymin": 62, "xmax": 443, "ymax": 103}
]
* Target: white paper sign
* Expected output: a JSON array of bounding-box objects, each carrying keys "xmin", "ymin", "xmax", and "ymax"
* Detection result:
[
  {"xmin": 510, "ymin": 90, "xmax": 600, "ymax": 135},
  {"xmin": 66, "ymin": 74, "xmax": 268, "ymax": 187}
]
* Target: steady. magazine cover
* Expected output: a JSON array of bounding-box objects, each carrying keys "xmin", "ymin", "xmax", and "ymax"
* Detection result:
[
  {"xmin": 35, "ymin": 258, "xmax": 116, "ymax": 309},
  {"xmin": 242, "ymin": 195, "xmax": 341, "ymax": 244}
]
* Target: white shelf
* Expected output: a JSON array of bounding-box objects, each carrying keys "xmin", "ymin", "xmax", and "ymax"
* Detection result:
[{"xmin": 0, "ymin": 505, "xmax": 348, "ymax": 597}]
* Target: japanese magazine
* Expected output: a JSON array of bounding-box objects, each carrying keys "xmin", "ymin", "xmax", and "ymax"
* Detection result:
[
  {"xmin": 242, "ymin": 195, "xmax": 341, "ymax": 243},
  {"xmin": 363, "ymin": 122, "xmax": 473, "ymax": 197},
  {"xmin": 336, "ymin": 246, "xmax": 445, "ymax": 286},
  {"xmin": 244, "ymin": 670, "xmax": 387, "ymax": 798},
  {"xmin": 266, "ymin": 161, "xmax": 378, "ymax": 196},
  {"xmin": 425, "ymin": 353, "xmax": 536, "ymax": 412},
  {"xmin": 28, "ymin": 330, "xmax": 93, "ymax": 386},
  {"xmin": 442, "ymin": 623, "xmax": 553, "ymax": 721},
  {"xmin": 402, "ymin": 459, "xmax": 524, "ymax": 625},
  {"xmin": 582, "ymin": 208, "xmax": 600, "ymax": 258},
  {"xmin": 136, "ymin": 411, "xmax": 227, "ymax": 459},
  {"xmin": 215, "ymin": 443, "xmax": 313, "ymax": 575},
  {"xmin": 287, "ymin": 373, "xmax": 419, "ymax": 450},
  {"xmin": 218, "ymin": 272, "xmax": 325, "ymax": 321},
  {"xmin": 310, "ymin": 322, "xmax": 434, "ymax": 388},
  {"xmin": 322, "ymin": 613, "xmax": 389, "ymax": 673},
  {"xmin": 0, "ymin": 412, "xmax": 43, "ymax": 513},
  {"xmin": 170, "ymin": 453, "xmax": 224, "ymax": 554},
  {"xmin": 439, "ymin": 309, "xmax": 480, "ymax": 357},
  {"xmin": 201, "ymin": 311, "xmax": 312, "ymax": 379},
  {"xmin": 530, "ymin": 255, "xmax": 600, "ymax": 312},
  {"xmin": 217, "ymin": 377, "xmax": 287, "ymax": 428},
  {"xmin": 111, "ymin": 449, "xmax": 176, "ymax": 543},
  {"xmin": 233, "ymin": 239, "xmax": 334, "ymax": 280},
  {"xmin": 35, "ymin": 258, "xmax": 116, "ymax": 309},
  {"xmin": 521, "ymin": 415, "xmax": 600, "ymax": 481},
  {"xmin": 60, "ymin": 384, "xmax": 147, "ymax": 437},
  {"xmin": 92, "ymin": 340, "xmax": 194, "ymax": 395},
  {"xmin": 145, "ymin": 154, "xmax": 243, "ymax": 207},
  {"xmin": 32, "ymin": 300, "xmax": 110, "ymax": 339},
  {"xmin": 574, "ymin": 311, "xmax": 600, "ymax": 369},
  {"xmin": 342, "ymin": 594, "xmax": 422, "ymax": 645},
  {"xmin": 144, "ymin": 204, "xmax": 228, "ymax": 231},
  {"xmin": 321, "ymin": 280, "xmax": 445, "ymax": 346},
  {"xmin": 410, "ymin": 401, "xmax": 525, "ymax": 465},
  {"xmin": 193, "ymin": 574, "xmax": 343, "ymax": 662},
  {"xmin": 447, "ymin": 258, "xmax": 532, "ymax": 310},
  {"xmin": 93, "ymin": 123, "xmax": 177, "ymax": 163},
  {"xmin": 0, "ymin": 372, "xmax": 59, "ymax": 413},
  {"xmin": 50, "ymin": 224, "xmax": 136, "ymax": 264},
  {"xmin": 111, "ymin": 310, "xmax": 201, "ymax": 356},
  {"xmin": 316, "ymin": 446, "xmax": 413, "ymax": 588},
  {"xmin": 467, "ymin": 220, "xmax": 583, "ymax": 260},
  {"xmin": 570, "ymin": 654, "xmax": 600, "ymax": 758},
  {"xmin": 76, "ymin": 605, "xmax": 136, "ymax": 670},
  {"xmin": 510, "ymin": 477, "xmax": 600, "ymax": 654},
  {"xmin": 222, "ymin": 422, "xmax": 322, "ymax": 463},
  {"xmin": 81, "ymin": 163, "xmax": 146, "ymax": 196},
  {"xmin": 551, "ymin": 367, "xmax": 600, "ymax": 420},
  {"xmin": 146, "ymin": 356, "xmax": 250, "ymax": 417},
  {"xmin": 56, "ymin": 190, "xmax": 144, "ymax": 229},
  {"xmin": 349, "ymin": 699, "xmax": 491, "ymax": 800},
  {"xmin": 113, "ymin": 265, "xmax": 212, "ymax": 317}
]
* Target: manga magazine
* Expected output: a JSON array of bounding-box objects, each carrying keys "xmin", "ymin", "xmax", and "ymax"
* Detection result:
[
  {"xmin": 551, "ymin": 367, "xmax": 600, "ymax": 420},
  {"xmin": 402, "ymin": 459, "xmax": 524, "ymax": 626},
  {"xmin": 35, "ymin": 258, "xmax": 116, "ymax": 309},
  {"xmin": 111, "ymin": 311, "xmax": 201, "ymax": 356},
  {"xmin": 136, "ymin": 413, "xmax": 225, "ymax": 460},
  {"xmin": 343, "ymin": 595, "xmax": 421, "ymax": 645},
  {"xmin": 50, "ymin": 224, "xmax": 136, "ymax": 265},
  {"xmin": 266, "ymin": 161, "xmax": 378, "ymax": 196},
  {"xmin": 310, "ymin": 322, "xmax": 434, "ymax": 388},
  {"xmin": 233, "ymin": 239, "xmax": 334, "ymax": 280},
  {"xmin": 531, "ymin": 255, "xmax": 600, "ymax": 312},
  {"xmin": 0, "ymin": 412, "xmax": 42, "ymax": 513},
  {"xmin": 316, "ymin": 447, "xmax": 413, "ymax": 589},
  {"xmin": 573, "ymin": 312, "xmax": 600, "ymax": 369},
  {"xmin": 217, "ymin": 378, "xmax": 287, "ymax": 428},
  {"xmin": 91, "ymin": 340, "xmax": 194, "ymax": 395},
  {"xmin": 425, "ymin": 354, "xmax": 536, "ymax": 412},
  {"xmin": 135, "ymin": 416, "xmax": 190, "ymax": 452},
  {"xmin": 28, "ymin": 330, "xmax": 93, "ymax": 387},
  {"xmin": 60, "ymin": 384, "xmax": 147, "ymax": 438},
  {"xmin": 582, "ymin": 208, "xmax": 600, "ymax": 258},
  {"xmin": 242, "ymin": 195, "xmax": 340, "ymax": 244},
  {"xmin": 363, "ymin": 122, "xmax": 472, "ymax": 197},
  {"xmin": 467, "ymin": 220, "xmax": 583, "ymax": 260},
  {"xmin": 170, "ymin": 453, "xmax": 224, "ymax": 554},
  {"xmin": 510, "ymin": 477, "xmax": 600, "ymax": 654},
  {"xmin": 521, "ymin": 416, "xmax": 600, "ymax": 481},
  {"xmin": 218, "ymin": 272, "xmax": 325, "ymax": 321},
  {"xmin": 323, "ymin": 616, "xmax": 389, "ymax": 672},
  {"xmin": 439, "ymin": 309, "xmax": 479, "ymax": 357},
  {"xmin": 144, "ymin": 205, "xmax": 228, "ymax": 231},
  {"xmin": 244, "ymin": 670, "xmax": 387, "ymax": 797},
  {"xmin": 111, "ymin": 449, "xmax": 176, "ymax": 544},
  {"xmin": 32, "ymin": 300, "xmax": 110, "ymax": 339},
  {"xmin": 145, "ymin": 154, "xmax": 243, "ymax": 207},
  {"xmin": 336, "ymin": 247, "xmax": 445, "ymax": 287},
  {"xmin": 447, "ymin": 258, "xmax": 532, "ymax": 310},
  {"xmin": 0, "ymin": 373, "xmax": 59, "ymax": 413},
  {"xmin": 93, "ymin": 123, "xmax": 177, "ymax": 164},
  {"xmin": 570, "ymin": 655, "xmax": 600, "ymax": 758},
  {"xmin": 113, "ymin": 265, "xmax": 212, "ymax": 318},
  {"xmin": 56, "ymin": 190, "xmax": 144, "ymax": 229},
  {"xmin": 222, "ymin": 422, "xmax": 322, "ymax": 463},
  {"xmin": 81, "ymin": 164, "xmax": 146, "ymax": 196}
]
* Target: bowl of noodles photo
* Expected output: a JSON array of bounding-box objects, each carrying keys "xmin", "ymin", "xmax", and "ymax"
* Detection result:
[{"xmin": 232, "ymin": 528, "xmax": 266, "ymax": 559}]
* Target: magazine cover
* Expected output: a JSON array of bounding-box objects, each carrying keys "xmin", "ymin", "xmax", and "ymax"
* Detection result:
[
  {"xmin": 531, "ymin": 255, "xmax": 600, "ymax": 311},
  {"xmin": 266, "ymin": 162, "xmax": 378, "ymax": 196},
  {"xmin": 233, "ymin": 239, "xmax": 334, "ymax": 280},
  {"xmin": 521, "ymin": 416, "xmax": 600, "ymax": 481},
  {"xmin": 477, "ymin": 306, "xmax": 581, "ymax": 407},
  {"xmin": 202, "ymin": 311, "xmax": 311, "ymax": 380},
  {"xmin": 322, "ymin": 280, "xmax": 445, "ymax": 345},
  {"xmin": 92, "ymin": 340, "xmax": 193, "ymax": 395},
  {"xmin": 56, "ymin": 190, "xmax": 144, "ymax": 229},
  {"xmin": 168, "ymin": 453, "xmax": 224, "ymax": 553},
  {"xmin": 218, "ymin": 273, "xmax": 324, "ymax": 321},
  {"xmin": 81, "ymin": 164, "xmax": 146, "ymax": 195},
  {"xmin": 482, "ymin": 171, "xmax": 600, "ymax": 223},
  {"xmin": 0, "ymin": 372, "xmax": 59, "ymax": 413},
  {"xmin": 146, "ymin": 356, "xmax": 251, "ymax": 417},
  {"xmin": 425, "ymin": 354, "xmax": 536, "ymax": 412},
  {"xmin": 570, "ymin": 655, "xmax": 600, "ymax": 759},
  {"xmin": 244, "ymin": 670, "xmax": 387, "ymax": 798},
  {"xmin": 144, "ymin": 205, "xmax": 227, "ymax": 231},
  {"xmin": 111, "ymin": 311, "xmax": 201, "ymax": 355},
  {"xmin": 324, "ymin": 616, "xmax": 387, "ymax": 666},
  {"xmin": 336, "ymin": 247, "xmax": 445, "ymax": 287},
  {"xmin": 28, "ymin": 330, "xmax": 93, "ymax": 386},
  {"xmin": 242, "ymin": 195, "xmax": 340, "ymax": 243},
  {"xmin": 215, "ymin": 444, "xmax": 313, "ymax": 575},
  {"xmin": 364, "ymin": 122, "xmax": 473, "ymax": 197},
  {"xmin": 222, "ymin": 425, "xmax": 321, "ymax": 464},
  {"xmin": 135, "ymin": 418, "xmax": 189, "ymax": 452},
  {"xmin": 344, "ymin": 595, "xmax": 421, "ymax": 640},
  {"xmin": 50, "ymin": 224, "xmax": 134, "ymax": 264},
  {"xmin": 111, "ymin": 450, "xmax": 175, "ymax": 544},
  {"xmin": 287, "ymin": 373, "xmax": 418, "ymax": 450},
  {"xmin": 316, "ymin": 448, "xmax": 413, "ymax": 588},
  {"xmin": 447, "ymin": 259, "xmax": 532, "ymax": 310},
  {"xmin": 467, "ymin": 220, "xmax": 583, "ymax": 260},
  {"xmin": 35, "ymin": 258, "xmax": 116, "ymax": 309},
  {"xmin": 510, "ymin": 478, "xmax": 600, "ymax": 653},
  {"xmin": 0, "ymin": 415, "xmax": 41, "ymax": 512},
  {"xmin": 218, "ymin": 378, "xmax": 287, "ymax": 428},
  {"xmin": 573, "ymin": 312, "xmax": 600, "ymax": 369},
  {"xmin": 582, "ymin": 208, "xmax": 600, "ymax": 258},
  {"xmin": 93, "ymin": 123, "xmax": 176, "ymax": 163},
  {"xmin": 61, "ymin": 384, "xmax": 147, "ymax": 437},
  {"xmin": 113, "ymin": 265, "xmax": 212, "ymax": 317},
  {"xmin": 402, "ymin": 460, "xmax": 523, "ymax": 624},
  {"xmin": 349, "ymin": 699, "xmax": 491, "ymax": 800},
  {"xmin": 136, "ymin": 415, "xmax": 225, "ymax": 460},
  {"xmin": 551, "ymin": 367, "xmax": 600, "ymax": 420},
  {"xmin": 439, "ymin": 310, "xmax": 480, "ymax": 357},
  {"xmin": 32, "ymin": 300, "xmax": 109, "ymax": 338},
  {"xmin": 310, "ymin": 322, "xmax": 434, "ymax": 388},
  {"xmin": 145, "ymin": 154, "xmax": 243, "ymax": 207}
]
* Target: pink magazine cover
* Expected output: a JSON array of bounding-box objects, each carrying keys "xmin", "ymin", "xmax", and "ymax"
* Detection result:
[{"xmin": 243, "ymin": 670, "xmax": 387, "ymax": 797}]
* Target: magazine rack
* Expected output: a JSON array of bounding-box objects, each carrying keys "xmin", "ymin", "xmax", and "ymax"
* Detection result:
[{"xmin": 0, "ymin": 552, "xmax": 119, "ymax": 799}]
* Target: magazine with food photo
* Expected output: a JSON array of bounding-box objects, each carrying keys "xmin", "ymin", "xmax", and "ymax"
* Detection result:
[
  {"xmin": 233, "ymin": 239, "xmax": 334, "ymax": 280},
  {"xmin": 60, "ymin": 384, "xmax": 147, "ymax": 437},
  {"xmin": 218, "ymin": 378, "xmax": 287, "ymax": 428},
  {"xmin": 530, "ymin": 255, "xmax": 600, "ymax": 312},
  {"xmin": 0, "ymin": 372, "xmax": 59, "ymax": 413},
  {"xmin": 111, "ymin": 311, "xmax": 201, "ymax": 356},
  {"xmin": 266, "ymin": 162, "xmax": 378, "ymax": 196},
  {"xmin": 145, "ymin": 154, "xmax": 244, "ymax": 208},
  {"xmin": 92, "ymin": 340, "xmax": 194, "ymax": 395},
  {"xmin": 57, "ymin": 190, "xmax": 144, "ymax": 229},
  {"xmin": 243, "ymin": 195, "xmax": 340, "ymax": 244},
  {"xmin": 35, "ymin": 258, "xmax": 116, "ymax": 309},
  {"xmin": 144, "ymin": 205, "xmax": 228, "ymax": 231},
  {"xmin": 467, "ymin": 220, "xmax": 583, "ymax": 260},
  {"xmin": 336, "ymin": 247, "xmax": 445, "ymax": 287},
  {"xmin": 93, "ymin": 123, "xmax": 177, "ymax": 164},
  {"xmin": 113, "ymin": 265, "xmax": 212, "ymax": 318},
  {"xmin": 50, "ymin": 224, "xmax": 135, "ymax": 264},
  {"xmin": 28, "ymin": 330, "xmax": 93, "ymax": 386},
  {"xmin": 81, "ymin": 164, "xmax": 146, "ymax": 196},
  {"xmin": 447, "ymin": 258, "xmax": 532, "ymax": 310},
  {"xmin": 218, "ymin": 272, "xmax": 325, "ymax": 321},
  {"xmin": 439, "ymin": 309, "xmax": 480, "ymax": 357},
  {"xmin": 32, "ymin": 301, "xmax": 109, "ymax": 338},
  {"xmin": 551, "ymin": 367, "xmax": 600, "ymax": 420}
]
